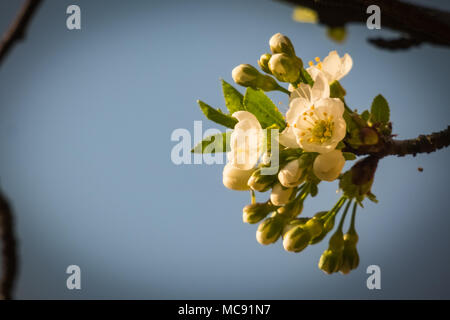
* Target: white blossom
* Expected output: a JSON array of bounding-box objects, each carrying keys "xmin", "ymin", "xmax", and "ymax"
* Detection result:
[{"xmin": 307, "ymin": 50, "xmax": 353, "ymax": 83}]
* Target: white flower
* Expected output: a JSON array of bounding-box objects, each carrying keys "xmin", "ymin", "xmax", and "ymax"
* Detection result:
[
  {"xmin": 270, "ymin": 183, "xmax": 294, "ymax": 206},
  {"xmin": 279, "ymin": 73, "xmax": 346, "ymax": 153},
  {"xmin": 228, "ymin": 111, "xmax": 264, "ymax": 170},
  {"xmin": 223, "ymin": 162, "xmax": 255, "ymax": 191},
  {"xmin": 278, "ymin": 159, "xmax": 304, "ymax": 188},
  {"xmin": 307, "ymin": 50, "xmax": 353, "ymax": 83},
  {"xmin": 313, "ymin": 150, "xmax": 345, "ymax": 181}
]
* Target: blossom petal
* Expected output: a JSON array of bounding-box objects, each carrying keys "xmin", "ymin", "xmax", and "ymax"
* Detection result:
[
  {"xmin": 232, "ymin": 111, "xmax": 261, "ymax": 130},
  {"xmin": 279, "ymin": 127, "xmax": 301, "ymax": 148},
  {"xmin": 322, "ymin": 50, "xmax": 341, "ymax": 81},
  {"xmin": 286, "ymin": 97, "xmax": 310, "ymax": 124},
  {"xmin": 311, "ymin": 72, "xmax": 330, "ymax": 101},
  {"xmin": 291, "ymin": 83, "xmax": 312, "ymax": 103},
  {"xmin": 315, "ymin": 98, "xmax": 344, "ymax": 117},
  {"xmin": 338, "ymin": 53, "xmax": 353, "ymax": 80}
]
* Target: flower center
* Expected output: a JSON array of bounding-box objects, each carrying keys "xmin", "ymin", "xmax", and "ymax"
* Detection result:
[
  {"xmin": 308, "ymin": 56, "xmax": 323, "ymax": 70},
  {"xmin": 310, "ymin": 119, "xmax": 334, "ymax": 144}
]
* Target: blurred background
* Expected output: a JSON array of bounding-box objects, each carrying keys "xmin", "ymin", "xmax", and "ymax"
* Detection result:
[{"xmin": 0, "ymin": 0, "xmax": 449, "ymax": 299}]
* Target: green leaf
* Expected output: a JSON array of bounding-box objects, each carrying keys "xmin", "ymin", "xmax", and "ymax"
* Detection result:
[
  {"xmin": 343, "ymin": 110, "xmax": 357, "ymax": 133},
  {"xmin": 343, "ymin": 152, "xmax": 356, "ymax": 161},
  {"xmin": 299, "ymin": 68, "xmax": 314, "ymax": 86},
  {"xmin": 221, "ymin": 79, "xmax": 244, "ymax": 114},
  {"xmin": 336, "ymin": 141, "xmax": 346, "ymax": 150},
  {"xmin": 370, "ymin": 94, "xmax": 390, "ymax": 124},
  {"xmin": 191, "ymin": 131, "xmax": 231, "ymax": 154},
  {"xmin": 197, "ymin": 100, "xmax": 238, "ymax": 128},
  {"xmin": 366, "ymin": 191, "xmax": 378, "ymax": 203},
  {"xmin": 361, "ymin": 110, "xmax": 370, "ymax": 122},
  {"xmin": 329, "ymin": 80, "xmax": 346, "ymax": 99},
  {"xmin": 243, "ymin": 88, "xmax": 286, "ymax": 130}
]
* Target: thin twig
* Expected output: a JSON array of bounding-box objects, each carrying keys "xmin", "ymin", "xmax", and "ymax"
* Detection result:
[
  {"xmin": 0, "ymin": 0, "xmax": 43, "ymax": 300},
  {"xmin": 0, "ymin": 0, "xmax": 43, "ymax": 66},
  {"xmin": 0, "ymin": 189, "xmax": 17, "ymax": 300}
]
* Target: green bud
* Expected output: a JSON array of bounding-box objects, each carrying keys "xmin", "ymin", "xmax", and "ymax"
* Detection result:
[
  {"xmin": 258, "ymin": 53, "xmax": 272, "ymax": 74},
  {"xmin": 303, "ymin": 218, "xmax": 323, "ymax": 239},
  {"xmin": 343, "ymin": 231, "xmax": 359, "ymax": 245},
  {"xmin": 256, "ymin": 74, "xmax": 284, "ymax": 92},
  {"xmin": 243, "ymin": 202, "xmax": 275, "ymax": 224},
  {"xmin": 318, "ymin": 249, "xmax": 343, "ymax": 274},
  {"xmin": 360, "ymin": 127, "xmax": 379, "ymax": 145},
  {"xmin": 283, "ymin": 225, "xmax": 311, "ymax": 252},
  {"xmin": 232, "ymin": 64, "xmax": 260, "ymax": 88},
  {"xmin": 256, "ymin": 216, "xmax": 284, "ymax": 245},
  {"xmin": 269, "ymin": 33, "xmax": 296, "ymax": 57},
  {"xmin": 268, "ymin": 53, "xmax": 301, "ymax": 83},
  {"xmin": 247, "ymin": 169, "xmax": 277, "ymax": 192},
  {"xmin": 329, "ymin": 80, "xmax": 346, "ymax": 99},
  {"xmin": 328, "ymin": 230, "xmax": 345, "ymax": 252},
  {"xmin": 309, "ymin": 211, "xmax": 334, "ymax": 244},
  {"xmin": 340, "ymin": 231, "xmax": 359, "ymax": 274},
  {"xmin": 282, "ymin": 217, "xmax": 309, "ymax": 238},
  {"xmin": 276, "ymin": 197, "xmax": 303, "ymax": 218}
]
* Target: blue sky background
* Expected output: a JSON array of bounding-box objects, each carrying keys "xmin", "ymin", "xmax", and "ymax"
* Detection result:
[{"xmin": 0, "ymin": 0, "xmax": 449, "ymax": 299}]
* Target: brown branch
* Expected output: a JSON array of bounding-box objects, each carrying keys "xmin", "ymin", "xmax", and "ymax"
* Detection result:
[
  {"xmin": 346, "ymin": 126, "xmax": 450, "ymax": 158},
  {"xmin": 0, "ymin": 189, "xmax": 18, "ymax": 300},
  {"xmin": 383, "ymin": 126, "xmax": 450, "ymax": 157},
  {"xmin": 279, "ymin": 0, "xmax": 450, "ymax": 50},
  {"xmin": 0, "ymin": 0, "xmax": 43, "ymax": 66},
  {"xmin": 0, "ymin": 0, "xmax": 44, "ymax": 300}
]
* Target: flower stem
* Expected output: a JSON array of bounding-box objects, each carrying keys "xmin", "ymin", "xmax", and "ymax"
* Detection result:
[{"xmin": 337, "ymin": 199, "xmax": 353, "ymax": 232}]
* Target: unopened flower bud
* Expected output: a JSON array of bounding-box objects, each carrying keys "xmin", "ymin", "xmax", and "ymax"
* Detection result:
[
  {"xmin": 248, "ymin": 168, "xmax": 277, "ymax": 192},
  {"xmin": 232, "ymin": 64, "xmax": 260, "ymax": 88},
  {"xmin": 340, "ymin": 232, "xmax": 360, "ymax": 274},
  {"xmin": 258, "ymin": 53, "xmax": 272, "ymax": 74},
  {"xmin": 278, "ymin": 159, "xmax": 305, "ymax": 188},
  {"xmin": 360, "ymin": 127, "xmax": 379, "ymax": 145},
  {"xmin": 318, "ymin": 249, "xmax": 343, "ymax": 274},
  {"xmin": 256, "ymin": 216, "xmax": 284, "ymax": 245},
  {"xmin": 310, "ymin": 211, "xmax": 335, "ymax": 244},
  {"xmin": 243, "ymin": 202, "xmax": 275, "ymax": 224},
  {"xmin": 328, "ymin": 230, "xmax": 345, "ymax": 252},
  {"xmin": 270, "ymin": 183, "xmax": 294, "ymax": 206},
  {"xmin": 256, "ymin": 74, "xmax": 284, "ymax": 92},
  {"xmin": 282, "ymin": 217, "xmax": 309, "ymax": 238},
  {"xmin": 302, "ymin": 218, "xmax": 324, "ymax": 239},
  {"xmin": 283, "ymin": 225, "xmax": 311, "ymax": 252},
  {"xmin": 313, "ymin": 150, "xmax": 345, "ymax": 182},
  {"xmin": 268, "ymin": 53, "xmax": 301, "ymax": 83},
  {"xmin": 277, "ymin": 197, "xmax": 303, "ymax": 217},
  {"xmin": 223, "ymin": 162, "xmax": 255, "ymax": 191},
  {"xmin": 351, "ymin": 156, "xmax": 379, "ymax": 186},
  {"xmin": 269, "ymin": 33, "xmax": 296, "ymax": 57}
]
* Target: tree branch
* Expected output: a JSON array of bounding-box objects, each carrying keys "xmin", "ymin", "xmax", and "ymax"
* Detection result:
[
  {"xmin": 279, "ymin": 0, "xmax": 450, "ymax": 50},
  {"xmin": 346, "ymin": 126, "xmax": 450, "ymax": 158},
  {"xmin": 0, "ymin": 0, "xmax": 43, "ymax": 66},
  {"xmin": 383, "ymin": 126, "xmax": 450, "ymax": 157},
  {"xmin": 0, "ymin": 0, "xmax": 43, "ymax": 300},
  {"xmin": 0, "ymin": 189, "xmax": 18, "ymax": 300}
]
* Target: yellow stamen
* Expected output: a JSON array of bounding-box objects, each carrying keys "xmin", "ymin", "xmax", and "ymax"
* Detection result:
[
  {"xmin": 315, "ymin": 57, "xmax": 320, "ymax": 62},
  {"xmin": 308, "ymin": 61, "xmax": 314, "ymax": 66}
]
